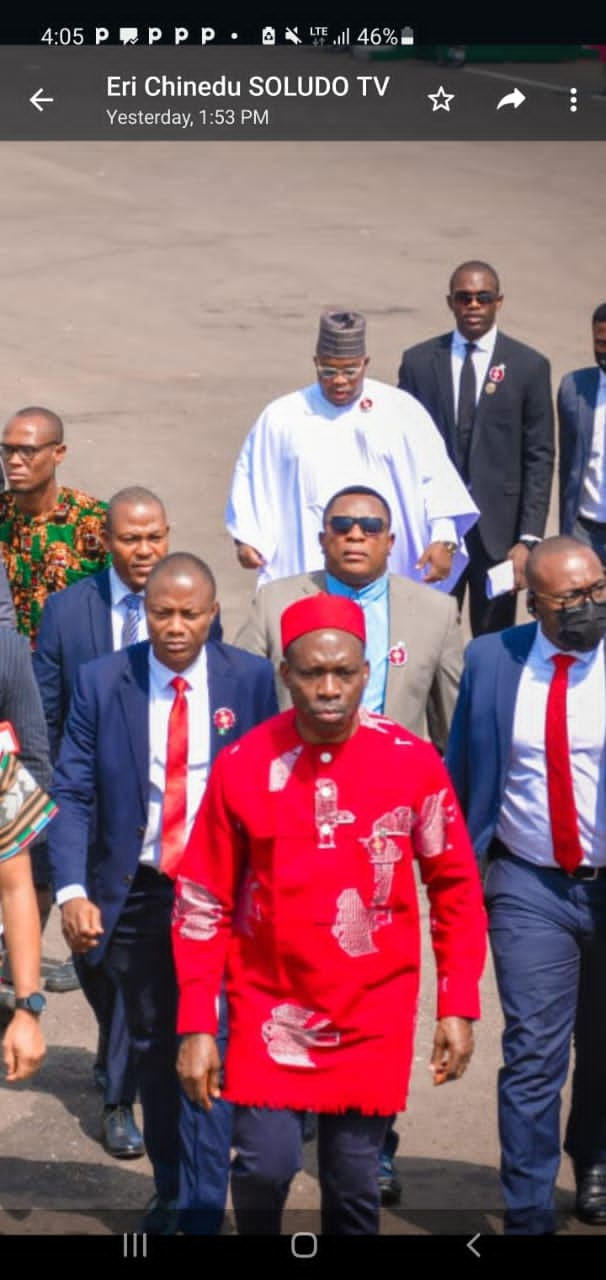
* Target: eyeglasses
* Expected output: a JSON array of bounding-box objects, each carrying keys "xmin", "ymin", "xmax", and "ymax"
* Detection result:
[
  {"xmin": 451, "ymin": 290, "xmax": 499, "ymax": 305},
  {"xmin": 327, "ymin": 515, "xmax": 388, "ymax": 535},
  {"xmin": 0, "ymin": 441, "xmax": 60, "ymax": 462},
  {"xmin": 533, "ymin": 580, "xmax": 606, "ymax": 610},
  {"xmin": 316, "ymin": 364, "xmax": 366, "ymax": 380}
]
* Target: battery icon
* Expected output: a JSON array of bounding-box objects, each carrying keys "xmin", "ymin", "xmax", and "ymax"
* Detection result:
[{"xmin": 401, "ymin": 26, "xmax": 414, "ymax": 44}]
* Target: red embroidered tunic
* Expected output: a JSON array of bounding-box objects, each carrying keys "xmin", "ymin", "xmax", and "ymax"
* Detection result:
[{"xmin": 173, "ymin": 709, "xmax": 486, "ymax": 1115}]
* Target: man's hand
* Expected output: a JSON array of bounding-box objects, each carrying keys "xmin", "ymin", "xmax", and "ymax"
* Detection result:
[
  {"xmin": 60, "ymin": 898, "xmax": 103, "ymax": 953},
  {"xmin": 430, "ymin": 1016, "xmax": 475, "ymax": 1085},
  {"xmin": 506, "ymin": 542, "xmax": 531, "ymax": 591},
  {"xmin": 177, "ymin": 1032, "xmax": 222, "ymax": 1110},
  {"xmin": 234, "ymin": 540, "xmax": 266, "ymax": 570},
  {"xmin": 3, "ymin": 1011, "xmax": 45, "ymax": 1082},
  {"xmin": 416, "ymin": 541, "xmax": 456, "ymax": 584}
]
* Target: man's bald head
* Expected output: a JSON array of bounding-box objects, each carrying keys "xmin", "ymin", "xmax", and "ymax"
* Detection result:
[
  {"xmin": 526, "ymin": 536, "xmax": 603, "ymax": 594},
  {"xmin": 526, "ymin": 536, "xmax": 606, "ymax": 650},
  {"xmin": 144, "ymin": 553, "xmax": 218, "ymax": 672},
  {"xmin": 145, "ymin": 552, "xmax": 216, "ymax": 600},
  {"xmin": 103, "ymin": 487, "xmax": 169, "ymax": 592}
]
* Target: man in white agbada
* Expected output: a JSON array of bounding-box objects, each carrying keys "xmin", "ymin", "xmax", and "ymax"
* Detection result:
[{"xmin": 226, "ymin": 310, "xmax": 480, "ymax": 592}]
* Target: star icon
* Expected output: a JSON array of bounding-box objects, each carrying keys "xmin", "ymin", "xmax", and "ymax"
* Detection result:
[{"xmin": 427, "ymin": 85, "xmax": 455, "ymax": 112}]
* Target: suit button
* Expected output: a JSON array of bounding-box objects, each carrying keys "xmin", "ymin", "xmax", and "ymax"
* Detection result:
[
  {"xmin": 136, "ymin": 825, "xmax": 145, "ymax": 836},
  {"xmin": 123, "ymin": 874, "xmax": 134, "ymax": 885}
]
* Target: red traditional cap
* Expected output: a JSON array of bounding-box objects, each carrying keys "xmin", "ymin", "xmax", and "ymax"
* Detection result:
[{"xmin": 280, "ymin": 593, "xmax": 366, "ymax": 651}]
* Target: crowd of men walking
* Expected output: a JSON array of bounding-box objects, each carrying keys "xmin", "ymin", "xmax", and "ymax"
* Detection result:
[{"xmin": 1, "ymin": 259, "xmax": 606, "ymax": 1238}]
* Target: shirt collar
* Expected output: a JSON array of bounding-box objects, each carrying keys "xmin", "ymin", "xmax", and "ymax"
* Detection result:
[
  {"xmin": 452, "ymin": 323, "xmax": 498, "ymax": 355},
  {"xmin": 536, "ymin": 623, "xmax": 602, "ymax": 668},
  {"xmin": 325, "ymin": 570, "xmax": 389, "ymax": 604},
  {"xmin": 149, "ymin": 645, "xmax": 208, "ymax": 692},
  {"xmin": 109, "ymin": 565, "xmax": 143, "ymax": 608}
]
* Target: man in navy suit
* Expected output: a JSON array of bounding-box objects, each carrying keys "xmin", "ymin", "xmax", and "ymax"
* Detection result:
[
  {"xmin": 34, "ymin": 486, "xmax": 172, "ymax": 1160},
  {"xmin": 559, "ymin": 302, "xmax": 606, "ymax": 564},
  {"xmin": 46, "ymin": 552, "xmax": 278, "ymax": 1233},
  {"xmin": 399, "ymin": 260, "xmax": 554, "ymax": 636},
  {"xmin": 446, "ymin": 536, "xmax": 606, "ymax": 1234}
]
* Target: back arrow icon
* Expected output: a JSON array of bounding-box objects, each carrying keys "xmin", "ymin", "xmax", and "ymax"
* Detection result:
[
  {"xmin": 467, "ymin": 1233, "xmax": 481, "ymax": 1258},
  {"xmin": 30, "ymin": 88, "xmax": 54, "ymax": 112},
  {"xmin": 496, "ymin": 88, "xmax": 526, "ymax": 110}
]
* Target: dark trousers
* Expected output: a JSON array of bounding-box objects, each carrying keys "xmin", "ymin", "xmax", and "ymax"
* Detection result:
[
  {"xmin": 102, "ymin": 866, "xmax": 232, "ymax": 1227},
  {"xmin": 452, "ymin": 524, "xmax": 517, "ymax": 636},
  {"xmin": 484, "ymin": 850, "xmax": 606, "ymax": 1234},
  {"xmin": 74, "ymin": 954, "xmax": 139, "ymax": 1107},
  {"xmin": 230, "ymin": 1105, "xmax": 389, "ymax": 1235},
  {"xmin": 178, "ymin": 990, "xmax": 233, "ymax": 1235}
]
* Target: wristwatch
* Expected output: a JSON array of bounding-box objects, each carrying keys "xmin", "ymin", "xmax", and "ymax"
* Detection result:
[
  {"xmin": 518, "ymin": 537, "xmax": 540, "ymax": 550},
  {"xmin": 14, "ymin": 993, "xmax": 46, "ymax": 1015},
  {"xmin": 439, "ymin": 541, "xmax": 458, "ymax": 556}
]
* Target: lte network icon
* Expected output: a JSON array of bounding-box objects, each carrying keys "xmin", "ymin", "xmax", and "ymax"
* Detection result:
[
  {"xmin": 261, "ymin": 26, "xmax": 276, "ymax": 45},
  {"xmin": 119, "ymin": 28, "xmax": 139, "ymax": 45}
]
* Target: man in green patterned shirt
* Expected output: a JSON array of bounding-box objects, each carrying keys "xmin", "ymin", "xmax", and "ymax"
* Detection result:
[
  {"xmin": 0, "ymin": 406, "xmax": 109, "ymax": 648},
  {"xmin": 0, "ymin": 406, "xmax": 108, "ymax": 994}
]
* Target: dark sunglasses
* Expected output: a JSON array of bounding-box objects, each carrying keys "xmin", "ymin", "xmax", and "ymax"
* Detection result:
[
  {"xmin": 327, "ymin": 515, "xmax": 388, "ymax": 535},
  {"xmin": 451, "ymin": 290, "xmax": 499, "ymax": 305}
]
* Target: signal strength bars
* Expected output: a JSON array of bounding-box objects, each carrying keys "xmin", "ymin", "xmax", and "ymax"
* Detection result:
[{"xmin": 333, "ymin": 28, "xmax": 350, "ymax": 45}]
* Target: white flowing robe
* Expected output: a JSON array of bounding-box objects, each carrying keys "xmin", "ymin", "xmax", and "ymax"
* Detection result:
[{"xmin": 225, "ymin": 378, "xmax": 479, "ymax": 591}]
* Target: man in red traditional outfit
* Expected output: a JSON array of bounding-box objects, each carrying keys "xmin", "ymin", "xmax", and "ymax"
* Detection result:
[{"xmin": 172, "ymin": 593, "xmax": 486, "ymax": 1234}]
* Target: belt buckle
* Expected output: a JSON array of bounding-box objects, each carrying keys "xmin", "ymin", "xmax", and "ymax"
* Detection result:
[{"xmin": 573, "ymin": 865, "xmax": 600, "ymax": 882}]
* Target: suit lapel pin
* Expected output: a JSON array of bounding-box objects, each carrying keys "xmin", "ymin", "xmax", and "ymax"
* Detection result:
[
  {"xmin": 359, "ymin": 398, "xmax": 373, "ymax": 411},
  {"xmin": 485, "ymin": 363, "xmax": 505, "ymax": 394},
  {"xmin": 213, "ymin": 707, "xmax": 236, "ymax": 734},
  {"xmin": 388, "ymin": 642, "xmax": 407, "ymax": 667}
]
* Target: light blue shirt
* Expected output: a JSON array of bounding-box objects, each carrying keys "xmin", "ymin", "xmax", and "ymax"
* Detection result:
[
  {"xmin": 496, "ymin": 629, "xmax": 606, "ymax": 866},
  {"xmin": 325, "ymin": 571, "xmax": 389, "ymax": 712}
]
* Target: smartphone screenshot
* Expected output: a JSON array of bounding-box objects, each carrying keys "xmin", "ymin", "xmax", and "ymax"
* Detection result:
[{"xmin": 0, "ymin": 7, "xmax": 602, "ymax": 1258}]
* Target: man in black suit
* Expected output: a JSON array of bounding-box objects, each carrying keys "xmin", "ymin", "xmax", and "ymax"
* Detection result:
[{"xmin": 398, "ymin": 260, "xmax": 554, "ymax": 635}]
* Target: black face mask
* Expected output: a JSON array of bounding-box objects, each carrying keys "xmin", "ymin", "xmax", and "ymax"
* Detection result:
[
  {"xmin": 555, "ymin": 599, "xmax": 606, "ymax": 652},
  {"xmin": 594, "ymin": 351, "xmax": 606, "ymax": 375}
]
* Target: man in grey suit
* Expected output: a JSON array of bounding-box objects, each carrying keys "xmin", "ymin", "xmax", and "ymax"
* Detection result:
[
  {"xmin": 235, "ymin": 482, "xmax": 464, "ymax": 1204},
  {"xmin": 559, "ymin": 302, "xmax": 606, "ymax": 565},
  {"xmin": 235, "ymin": 484, "xmax": 463, "ymax": 755}
]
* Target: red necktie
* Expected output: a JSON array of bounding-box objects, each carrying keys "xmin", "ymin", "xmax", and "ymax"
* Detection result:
[
  {"xmin": 545, "ymin": 653, "xmax": 583, "ymax": 873},
  {"xmin": 160, "ymin": 675, "xmax": 190, "ymax": 877}
]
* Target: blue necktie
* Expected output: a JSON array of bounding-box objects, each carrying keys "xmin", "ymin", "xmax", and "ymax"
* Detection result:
[{"xmin": 121, "ymin": 593, "xmax": 141, "ymax": 647}]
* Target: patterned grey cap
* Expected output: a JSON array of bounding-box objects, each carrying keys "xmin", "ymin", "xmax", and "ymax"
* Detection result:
[{"xmin": 316, "ymin": 310, "xmax": 366, "ymax": 357}]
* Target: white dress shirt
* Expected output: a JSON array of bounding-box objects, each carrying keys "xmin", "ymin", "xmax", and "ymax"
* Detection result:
[
  {"xmin": 57, "ymin": 646, "xmax": 212, "ymax": 903},
  {"xmin": 451, "ymin": 324, "xmax": 498, "ymax": 414},
  {"xmin": 578, "ymin": 371, "xmax": 606, "ymax": 521},
  {"xmin": 139, "ymin": 648, "xmax": 211, "ymax": 868},
  {"xmin": 497, "ymin": 627, "xmax": 606, "ymax": 866},
  {"xmin": 109, "ymin": 566, "xmax": 148, "ymax": 650}
]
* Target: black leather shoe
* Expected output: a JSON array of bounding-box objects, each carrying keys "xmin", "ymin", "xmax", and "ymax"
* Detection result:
[
  {"xmin": 378, "ymin": 1154, "xmax": 402, "ymax": 1207},
  {"xmin": 137, "ymin": 1194, "xmax": 179, "ymax": 1235},
  {"xmin": 45, "ymin": 959, "xmax": 80, "ymax": 993},
  {"xmin": 102, "ymin": 1106, "xmax": 145, "ymax": 1159},
  {"xmin": 575, "ymin": 1163, "xmax": 606, "ymax": 1225}
]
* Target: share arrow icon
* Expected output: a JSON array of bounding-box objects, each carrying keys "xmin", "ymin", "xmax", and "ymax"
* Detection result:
[{"xmin": 496, "ymin": 88, "xmax": 526, "ymax": 110}]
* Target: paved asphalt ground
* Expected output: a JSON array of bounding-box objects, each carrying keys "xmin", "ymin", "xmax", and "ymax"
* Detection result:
[{"xmin": 0, "ymin": 53, "xmax": 604, "ymax": 1242}]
